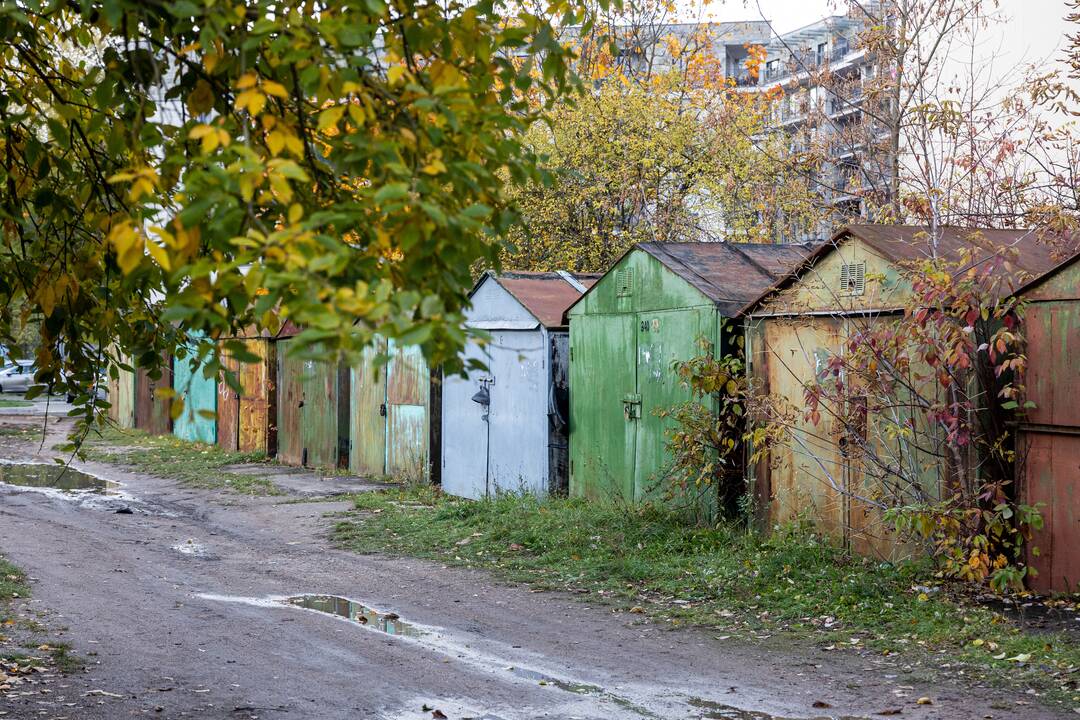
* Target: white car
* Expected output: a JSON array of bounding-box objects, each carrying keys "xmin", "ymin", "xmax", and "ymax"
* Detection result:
[{"xmin": 0, "ymin": 362, "xmax": 35, "ymax": 395}]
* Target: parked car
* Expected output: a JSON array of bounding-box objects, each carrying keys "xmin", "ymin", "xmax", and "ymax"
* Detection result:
[{"xmin": 0, "ymin": 361, "xmax": 35, "ymax": 395}]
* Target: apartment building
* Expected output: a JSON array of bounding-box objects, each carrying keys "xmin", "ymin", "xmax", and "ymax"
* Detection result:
[
  {"xmin": 562, "ymin": 7, "xmax": 889, "ymax": 242},
  {"xmin": 748, "ymin": 8, "xmax": 890, "ymax": 237}
]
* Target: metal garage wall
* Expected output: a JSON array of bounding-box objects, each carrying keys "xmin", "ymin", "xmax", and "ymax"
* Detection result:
[{"xmin": 173, "ymin": 336, "xmax": 217, "ymax": 445}]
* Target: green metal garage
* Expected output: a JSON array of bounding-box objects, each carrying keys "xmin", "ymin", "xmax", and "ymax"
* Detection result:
[{"xmin": 567, "ymin": 241, "xmax": 814, "ymax": 509}]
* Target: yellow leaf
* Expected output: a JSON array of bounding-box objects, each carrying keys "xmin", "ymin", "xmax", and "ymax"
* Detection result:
[
  {"xmin": 429, "ymin": 60, "xmax": 464, "ymax": 90},
  {"xmin": 284, "ymin": 134, "xmax": 304, "ymax": 156},
  {"xmin": 238, "ymin": 175, "xmax": 256, "ymax": 202},
  {"xmin": 170, "ymin": 397, "xmax": 185, "ymax": 422},
  {"xmin": 109, "ymin": 222, "xmax": 144, "ymax": 275},
  {"xmin": 262, "ymin": 80, "xmax": 288, "ymax": 98},
  {"xmin": 318, "ymin": 105, "xmax": 345, "ymax": 131},
  {"xmin": 235, "ymin": 89, "xmax": 266, "ymax": 115},
  {"xmin": 347, "ymin": 103, "xmax": 366, "ymax": 127},
  {"xmin": 146, "ymin": 241, "xmax": 171, "ymax": 271},
  {"xmin": 288, "ymin": 204, "xmax": 303, "ymax": 224},
  {"xmin": 422, "ymin": 160, "xmax": 447, "ymax": 175},
  {"xmin": 387, "ymin": 65, "xmax": 407, "ymax": 86},
  {"xmin": 37, "ymin": 283, "xmax": 55, "ymax": 318},
  {"xmin": 236, "ymin": 72, "xmax": 259, "ymax": 90},
  {"xmin": 266, "ymin": 130, "xmax": 286, "ymax": 156},
  {"xmin": 200, "ymin": 130, "xmax": 220, "ymax": 154}
]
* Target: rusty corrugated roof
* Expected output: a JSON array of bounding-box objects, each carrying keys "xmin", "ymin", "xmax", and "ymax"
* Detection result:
[
  {"xmin": 274, "ymin": 319, "xmax": 303, "ymax": 339},
  {"xmin": 494, "ymin": 271, "xmax": 600, "ymax": 328},
  {"xmin": 741, "ymin": 224, "xmax": 1080, "ymax": 315},
  {"xmin": 844, "ymin": 224, "xmax": 1072, "ymax": 277},
  {"xmin": 1013, "ymin": 247, "xmax": 1080, "ymax": 298},
  {"xmin": 637, "ymin": 241, "xmax": 820, "ymax": 315}
]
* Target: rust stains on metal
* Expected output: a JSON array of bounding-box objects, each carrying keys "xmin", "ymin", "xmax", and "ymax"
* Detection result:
[
  {"xmin": 568, "ymin": 242, "xmax": 812, "ymax": 512},
  {"xmin": 276, "ymin": 338, "xmax": 345, "ymax": 469},
  {"xmin": 109, "ymin": 359, "xmax": 136, "ymax": 429},
  {"xmin": 493, "ymin": 272, "xmax": 599, "ymax": 328},
  {"xmin": 218, "ymin": 349, "xmax": 240, "ymax": 452},
  {"xmin": 238, "ymin": 340, "xmax": 277, "ymax": 455},
  {"xmin": 1016, "ymin": 252, "xmax": 1080, "ymax": 593},
  {"xmin": 349, "ymin": 338, "xmax": 433, "ymax": 482},
  {"xmin": 219, "ymin": 339, "xmax": 277, "ymax": 455},
  {"xmin": 275, "ymin": 339, "xmax": 305, "ymax": 466},
  {"xmin": 134, "ymin": 356, "xmax": 171, "ymax": 436},
  {"xmin": 742, "ymin": 224, "xmax": 1078, "ymax": 316},
  {"xmin": 635, "ymin": 241, "xmax": 818, "ymax": 315}
]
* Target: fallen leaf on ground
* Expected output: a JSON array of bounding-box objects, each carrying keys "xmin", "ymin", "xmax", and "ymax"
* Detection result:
[
  {"xmin": 84, "ymin": 690, "xmax": 124, "ymax": 699},
  {"xmin": 629, "ymin": 606, "xmax": 645, "ymax": 614},
  {"xmin": 916, "ymin": 697, "xmax": 933, "ymax": 705},
  {"xmin": 813, "ymin": 700, "xmax": 832, "ymax": 708}
]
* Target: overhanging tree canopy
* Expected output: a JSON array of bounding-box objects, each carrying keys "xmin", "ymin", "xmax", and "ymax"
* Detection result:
[{"xmin": 0, "ymin": 0, "xmax": 596, "ymax": 432}]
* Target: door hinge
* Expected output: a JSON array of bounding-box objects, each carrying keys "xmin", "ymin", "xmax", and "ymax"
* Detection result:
[{"xmin": 569, "ymin": 346, "xmax": 574, "ymax": 361}]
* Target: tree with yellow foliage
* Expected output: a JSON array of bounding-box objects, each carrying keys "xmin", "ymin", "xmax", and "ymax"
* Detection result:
[
  {"xmin": 0, "ymin": 0, "xmax": 599, "ymax": 439},
  {"xmin": 504, "ymin": 24, "xmax": 823, "ymax": 272}
]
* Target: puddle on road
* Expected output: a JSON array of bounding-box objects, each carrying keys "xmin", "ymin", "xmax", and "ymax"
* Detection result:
[
  {"xmin": 690, "ymin": 698, "xmax": 868, "ymax": 720},
  {"xmin": 508, "ymin": 666, "xmax": 659, "ymax": 717},
  {"xmin": 200, "ymin": 592, "xmax": 850, "ymax": 720},
  {"xmin": 285, "ymin": 594, "xmax": 425, "ymax": 638},
  {"xmin": 509, "ymin": 666, "xmax": 603, "ymax": 695},
  {"xmin": 0, "ymin": 462, "xmax": 117, "ymax": 494}
]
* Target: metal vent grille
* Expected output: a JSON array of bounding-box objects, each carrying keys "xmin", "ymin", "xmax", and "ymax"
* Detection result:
[
  {"xmin": 616, "ymin": 268, "xmax": 634, "ymax": 297},
  {"xmin": 840, "ymin": 262, "xmax": 865, "ymax": 296}
]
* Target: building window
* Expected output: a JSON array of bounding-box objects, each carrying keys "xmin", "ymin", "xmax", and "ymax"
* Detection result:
[
  {"xmin": 839, "ymin": 261, "xmax": 866, "ymax": 296},
  {"xmin": 616, "ymin": 268, "xmax": 634, "ymax": 297}
]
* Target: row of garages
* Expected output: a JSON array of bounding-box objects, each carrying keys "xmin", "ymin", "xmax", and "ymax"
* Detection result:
[{"xmin": 108, "ymin": 224, "xmax": 1080, "ymax": 592}]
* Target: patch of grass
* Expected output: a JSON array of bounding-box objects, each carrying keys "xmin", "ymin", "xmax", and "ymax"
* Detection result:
[
  {"xmin": 333, "ymin": 489, "xmax": 1080, "ymax": 708},
  {"xmin": 0, "ymin": 398, "xmax": 31, "ymax": 408},
  {"xmin": 0, "ymin": 425, "xmax": 36, "ymax": 438},
  {"xmin": 82, "ymin": 426, "xmax": 283, "ymax": 495},
  {"xmin": 44, "ymin": 642, "xmax": 80, "ymax": 673},
  {"xmin": 0, "ymin": 556, "xmax": 82, "ymax": 679},
  {"xmin": 0, "ymin": 557, "xmax": 29, "ymax": 602}
]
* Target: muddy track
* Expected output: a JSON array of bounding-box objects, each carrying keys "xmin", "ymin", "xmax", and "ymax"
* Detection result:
[{"xmin": 0, "ymin": 418, "xmax": 1068, "ymax": 719}]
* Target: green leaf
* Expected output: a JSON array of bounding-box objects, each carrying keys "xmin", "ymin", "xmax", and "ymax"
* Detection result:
[{"xmin": 374, "ymin": 182, "xmax": 410, "ymax": 204}]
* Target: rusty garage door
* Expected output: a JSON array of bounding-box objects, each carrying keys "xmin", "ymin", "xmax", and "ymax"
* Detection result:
[
  {"xmin": 218, "ymin": 339, "xmax": 276, "ymax": 455},
  {"xmin": 276, "ymin": 338, "xmax": 346, "ymax": 468},
  {"xmin": 350, "ymin": 338, "xmax": 430, "ymax": 481}
]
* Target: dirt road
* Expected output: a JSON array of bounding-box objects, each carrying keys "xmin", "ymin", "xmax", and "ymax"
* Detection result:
[{"xmin": 0, "ymin": 419, "xmax": 1066, "ymax": 719}]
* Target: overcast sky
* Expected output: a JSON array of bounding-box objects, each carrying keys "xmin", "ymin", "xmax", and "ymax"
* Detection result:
[{"xmin": 683, "ymin": 0, "xmax": 1073, "ymax": 77}]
